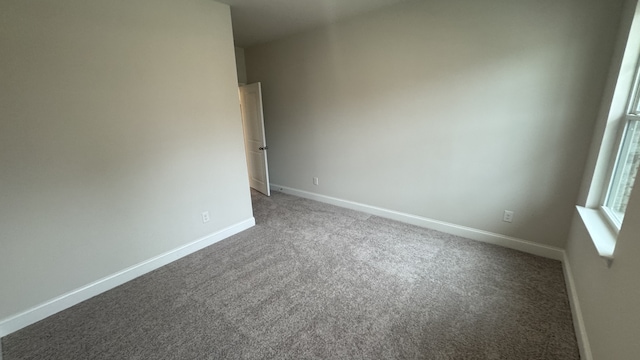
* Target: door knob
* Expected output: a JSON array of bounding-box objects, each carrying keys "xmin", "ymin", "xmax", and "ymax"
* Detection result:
[{"xmin": 259, "ymin": 146, "xmax": 268, "ymax": 150}]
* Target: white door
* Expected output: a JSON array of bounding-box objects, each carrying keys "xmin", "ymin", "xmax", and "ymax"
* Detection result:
[{"xmin": 239, "ymin": 82, "xmax": 270, "ymax": 196}]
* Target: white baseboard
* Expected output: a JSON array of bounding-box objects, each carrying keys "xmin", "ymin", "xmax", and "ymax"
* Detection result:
[
  {"xmin": 271, "ymin": 184, "xmax": 564, "ymax": 260},
  {"xmin": 271, "ymin": 184, "xmax": 591, "ymax": 353},
  {"xmin": 562, "ymin": 252, "xmax": 592, "ymax": 360},
  {"xmin": 0, "ymin": 218, "xmax": 255, "ymax": 338}
]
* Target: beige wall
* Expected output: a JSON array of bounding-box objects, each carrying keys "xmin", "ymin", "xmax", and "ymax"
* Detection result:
[
  {"xmin": 566, "ymin": 187, "xmax": 640, "ymax": 359},
  {"xmin": 245, "ymin": 0, "xmax": 623, "ymax": 248},
  {"xmin": 0, "ymin": 0, "xmax": 252, "ymax": 320},
  {"xmin": 235, "ymin": 47, "xmax": 248, "ymax": 84},
  {"xmin": 566, "ymin": 0, "xmax": 640, "ymax": 358}
]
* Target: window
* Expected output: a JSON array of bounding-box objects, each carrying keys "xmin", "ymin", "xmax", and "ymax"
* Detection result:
[
  {"xmin": 603, "ymin": 120, "xmax": 640, "ymax": 226},
  {"xmin": 575, "ymin": 4, "xmax": 640, "ymax": 261},
  {"xmin": 602, "ymin": 72, "xmax": 640, "ymax": 229}
]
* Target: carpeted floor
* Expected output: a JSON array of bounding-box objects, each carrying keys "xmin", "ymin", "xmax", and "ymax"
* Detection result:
[{"xmin": 2, "ymin": 190, "xmax": 579, "ymax": 359}]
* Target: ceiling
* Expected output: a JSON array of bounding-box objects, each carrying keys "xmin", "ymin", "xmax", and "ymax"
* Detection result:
[{"xmin": 216, "ymin": 0, "xmax": 410, "ymax": 48}]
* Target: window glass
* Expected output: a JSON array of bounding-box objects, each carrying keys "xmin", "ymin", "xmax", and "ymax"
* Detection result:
[{"xmin": 604, "ymin": 119, "xmax": 640, "ymax": 224}]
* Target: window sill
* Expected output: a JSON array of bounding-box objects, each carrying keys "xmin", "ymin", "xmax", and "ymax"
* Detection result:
[{"xmin": 576, "ymin": 206, "xmax": 617, "ymax": 264}]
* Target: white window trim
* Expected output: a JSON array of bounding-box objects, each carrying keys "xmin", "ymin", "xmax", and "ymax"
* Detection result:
[
  {"xmin": 600, "ymin": 204, "xmax": 623, "ymax": 231},
  {"xmin": 600, "ymin": 97, "xmax": 640, "ymax": 230},
  {"xmin": 576, "ymin": 207, "xmax": 616, "ymax": 261},
  {"xmin": 576, "ymin": 1, "xmax": 640, "ymax": 264}
]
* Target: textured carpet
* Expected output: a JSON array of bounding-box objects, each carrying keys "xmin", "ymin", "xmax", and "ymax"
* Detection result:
[{"xmin": 2, "ymin": 190, "xmax": 579, "ymax": 359}]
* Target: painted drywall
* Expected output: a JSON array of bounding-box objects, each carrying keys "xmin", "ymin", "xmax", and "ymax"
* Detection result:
[
  {"xmin": 245, "ymin": 0, "xmax": 623, "ymax": 247},
  {"xmin": 566, "ymin": 188, "xmax": 640, "ymax": 359},
  {"xmin": 577, "ymin": 0, "xmax": 640, "ymax": 209},
  {"xmin": 566, "ymin": 0, "xmax": 640, "ymax": 358},
  {"xmin": 0, "ymin": 0, "xmax": 252, "ymax": 321},
  {"xmin": 235, "ymin": 47, "xmax": 248, "ymax": 84}
]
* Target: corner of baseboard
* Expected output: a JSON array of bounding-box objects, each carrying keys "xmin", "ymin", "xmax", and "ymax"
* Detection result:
[
  {"xmin": 0, "ymin": 217, "xmax": 255, "ymax": 338},
  {"xmin": 562, "ymin": 252, "xmax": 593, "ymax": 360}
]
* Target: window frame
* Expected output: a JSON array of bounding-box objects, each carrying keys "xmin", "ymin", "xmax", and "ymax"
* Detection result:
[
  {"xmin": 575, "ymin": 1, "xmax": 640, "ymax": 263},
  {"xmin": 600, "ymin": 60, "xmax": 640, "ymax": 231}
]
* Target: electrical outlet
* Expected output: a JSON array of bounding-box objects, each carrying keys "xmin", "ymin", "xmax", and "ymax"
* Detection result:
[
  {"xmin": 313, "ymin": 177, "xmax": 319, "ymax": 186},
  {"xmin": 503, "ymin": 210, "xmax": 514, "ymax": 223},
  {"xmin": 201, "ymin": 211, "xmax": 210, "ymax": 223}
]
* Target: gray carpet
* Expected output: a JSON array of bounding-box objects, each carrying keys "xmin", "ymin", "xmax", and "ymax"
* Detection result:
[{"xmin": 2, "ymin": 190, "xmax": 579, "ymax": 359}]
